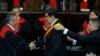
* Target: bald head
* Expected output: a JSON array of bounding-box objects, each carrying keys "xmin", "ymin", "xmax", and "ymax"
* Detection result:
[{"xmin": 88, "ymin": 19, "xmax": 100, "ymax": 32}]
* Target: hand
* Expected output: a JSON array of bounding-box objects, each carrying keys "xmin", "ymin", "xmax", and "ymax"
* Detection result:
[
  {"xmin": 29, "ymin": 40, "xmax": 36, "ymax": 51},
  {"xmin": 78, "ymin": 31, "xmax": 85, "ymax": 35},
  {"xmin": 86, "ymin": 52, "xmax": 96, "ymax": 56},
  {"xmin": 66, "ymin": 36, "xmax": 74, "ymax": 42},
  {"xmin": 53, "ymin": 23, "xmax": 65, "ymax": 30}
]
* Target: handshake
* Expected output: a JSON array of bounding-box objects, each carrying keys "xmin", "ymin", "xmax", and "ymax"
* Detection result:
[{"xmin": 29, "ymin": 40, "xmax": 37, "ymax": 51}]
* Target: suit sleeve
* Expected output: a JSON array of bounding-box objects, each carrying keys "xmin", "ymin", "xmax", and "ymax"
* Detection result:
[
  {"xmin": 67, "ymin": 30, "xmax": 96, "ymax": 44},
  {"xmin": 5, "ymin": 31, "xmax": 30, "ymax": 51},
  {"xmin": 47, "ymin": 30, "xmax": 62, "ymax": 56}
]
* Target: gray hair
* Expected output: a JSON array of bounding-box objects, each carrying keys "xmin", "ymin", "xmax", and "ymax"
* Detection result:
[
  {"xmin": 0, "ymin": 13, "xmax": 14, "ymax": 29},
  {"xmin": 6, "ymin": 13, "xmax": 15, "ymax": 23}
]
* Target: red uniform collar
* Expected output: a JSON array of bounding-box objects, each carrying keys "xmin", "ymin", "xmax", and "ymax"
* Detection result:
[{"xmin": 0, "ymin": 25, "xmax": 17, "ymax": 39}]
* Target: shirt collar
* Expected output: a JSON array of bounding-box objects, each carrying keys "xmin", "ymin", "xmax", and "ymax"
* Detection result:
[
  {"xmin": 7, "ymin": 24, "xmax": 14, "ymax": 31},
  {"xmin": 51, "ymin": 19, "xmax": 58, "ymax": 26}
]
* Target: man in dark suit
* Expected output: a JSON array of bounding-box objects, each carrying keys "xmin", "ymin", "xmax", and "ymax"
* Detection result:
[
  {"xmin": 56, "ymin": 18, "xmax": 100, "ymax": 56},
  {"xmin": 0, "ymin": 14, "xmax": 36, "ymax": 56},
  {"xmin": 44, "ymin": 8, "xmax": 67, "ymax": 56}
]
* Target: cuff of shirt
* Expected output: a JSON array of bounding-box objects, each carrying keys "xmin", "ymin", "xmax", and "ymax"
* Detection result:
[
  {"xmin": 72, "ymin": 39, "xmax": 77, "ymax": 45},
  {"xmin": 63, "ymin": 28, "xmax": 68, "ymax": 35}
]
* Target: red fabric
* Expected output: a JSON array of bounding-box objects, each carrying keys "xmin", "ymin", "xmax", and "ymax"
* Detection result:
[
  {"xmin": 39, "ymin": 17, "xmax": 50, "ymax": 30},
  {"xmin": 39, "ymin": 17, "xmax": 46, "ymax": 22},
  {"xmin": 80, "ymin": 0, "xmax": 88, "ymax": 9},
  {"xmin": 83, "ymin": 21, "xmax": 88, "ymax": 35},
  {"xmin": 19, "ymin": 17, "xmax": 26, "ymax": 24},
  {"xmin": 13, "ymin": 0, "xmax": 20, "ymax": 7},
  {"xmin": 50, "ymin": 0, "xmax": 57, "ymax": 10},
  {"xmin": 0, "ymin": 25, "xmax": 17, "ymax": 39},
  {"xmin": 15, "ymin": 17, "xmax": 26, "ymax": 31}
]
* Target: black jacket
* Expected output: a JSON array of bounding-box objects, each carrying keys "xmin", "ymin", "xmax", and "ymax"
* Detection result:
[
  {"xmin": 0, "ymin": 37, "xmax": 11, "ymax": 56},
  {"xmin": 67, "ymin": 29, "xmax": 100, "ymax": 54},
  {"xmin": 44, "ymin": 20, "xmax": 67, "ymax": 56},
  {"xmin": 5, "ymin": 31, "xmax": 30, "ymax": 56}
]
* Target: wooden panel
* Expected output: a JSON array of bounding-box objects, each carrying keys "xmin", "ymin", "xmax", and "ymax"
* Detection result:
[{"xmin": 23, "ymin": 0, "xmax": 42, "ymax": 12}]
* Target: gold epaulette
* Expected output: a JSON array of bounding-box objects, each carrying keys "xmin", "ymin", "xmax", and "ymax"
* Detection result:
[{"xmin": 54, "ymin": 23, "xmax": 63, "ymax": 27}]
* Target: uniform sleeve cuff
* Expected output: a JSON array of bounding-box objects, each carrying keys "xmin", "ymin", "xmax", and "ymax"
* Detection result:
[{"xmin": 63, "ymin": 28, "xmax": 68, "ymax": 35}]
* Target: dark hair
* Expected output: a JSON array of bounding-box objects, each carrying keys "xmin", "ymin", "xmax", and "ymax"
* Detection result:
[
  {"xmin": 89, "ymin": 9, "xmax": 99, "ymax": 16},
  {"xmin": 45, "ymin": 8, "xmax": 58, "ymax": 18}
]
